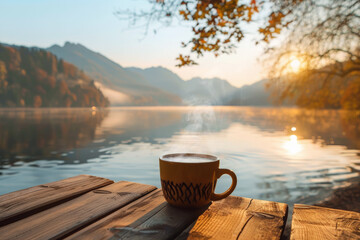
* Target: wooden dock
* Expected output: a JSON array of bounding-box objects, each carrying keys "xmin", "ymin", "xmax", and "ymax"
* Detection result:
[{"xmin": 0, "ymin": 175, "xmax": 358, "ymax": 239}]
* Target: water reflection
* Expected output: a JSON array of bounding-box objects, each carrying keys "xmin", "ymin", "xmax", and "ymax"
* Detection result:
[
  {"xmin": 227, "ymin": 108, "xmax": 360, "ymax": 150},
  {"xmin": 0, "ymin": 108, "xmax": 108, "ymax": 166},
  {"xmin": 283, "ymin": 135, "xmax": 302, "ymax": 155},
  {"xmin": 0, "ymin": 107, "xmax": 359, "ymax": 207}
]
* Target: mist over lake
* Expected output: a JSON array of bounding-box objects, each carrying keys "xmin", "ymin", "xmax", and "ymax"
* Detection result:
[{"xmin": 1, "ymin": 106, "xmax": 359, "ymax": 207}]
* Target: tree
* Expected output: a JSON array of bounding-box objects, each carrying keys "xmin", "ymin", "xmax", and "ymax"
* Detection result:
[
  {"xmin": 0, "ymin": 44, "xmax": 110, "ymax": 108},
  {"xmin": 117, "ymin": 0, "xmax": 260, "ymax": 66},
  {"xmin": 33, "ymin": 95, "xmax": 42, "ymax": 108},
  {"xmin": 119, "ymin": 0, "xmax": 359, "ymax": 67},
  {"xmin": 0, "ymin": 61, "xmax": 7, "ymax": 88},
  {"xmin": 264, "ymin": 0, "xmax": 359, "ymax": 60},
  {"xmin": 118, "ymin": 0, "xmax": 360, "ymax": 108},
  {"xmin": 263, "ymin": 0, "xmax": 360, "ymax": 108}
]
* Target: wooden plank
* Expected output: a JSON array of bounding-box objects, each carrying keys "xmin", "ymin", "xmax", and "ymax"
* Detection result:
[
  {"xmin": 70, "ymin": 193, "xmax": 288, "ymax": 240},
  {"xmin": 176, "ymin": 196, "xmax": 288, "ymax": 240},
  {"xmin": 0, "ymin": 174, "xmax": 113, "ymax": 224},
  {"xmin": 0, "ymin": 181, "xmax": 156, "ymax": 240},
  {"xmin": 291, "ymin": 204, "xmax": 360, "ymax": 240},
  {"xmin": 66, "ymin": 189, "xmax": 166, "ymax": 240},
  {"xmin": 67, "ymin": 189, "xmax": 209, "ymax": 240}
]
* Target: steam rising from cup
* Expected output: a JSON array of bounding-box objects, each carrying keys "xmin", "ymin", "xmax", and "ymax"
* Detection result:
[{"xmin": 167, "ymin": 79, "xmax": 223, "ymax": 155}]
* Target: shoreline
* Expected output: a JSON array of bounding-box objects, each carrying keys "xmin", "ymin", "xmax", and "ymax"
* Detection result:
[
  {"xmin": 281, "ymin": 180, "xmax": 360, "ymax": 239},
  {"xmin": 314, "ymin": 180, "xmax": 360, "ymax": 212}
]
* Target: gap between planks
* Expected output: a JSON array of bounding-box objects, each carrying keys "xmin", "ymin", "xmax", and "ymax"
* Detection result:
[
  {"xmin": 176, "ymin": 196, "xmax": 288, "ymax": 240},
  {"xmin": 0, "ymin": 174, "xmax": 114, "ymax": 225},
  {"xmin": 0, "ymin": 181, "xmax": 157, "ymax": 240},
  {"xmin": 68, "ymin": 191, "xmax": 288, "ymax": 240}
]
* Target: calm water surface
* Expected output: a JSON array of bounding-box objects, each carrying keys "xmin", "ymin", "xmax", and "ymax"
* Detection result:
[{"xmin": 0, "ymin": 107, "xmax": 359, "ymax": 206}]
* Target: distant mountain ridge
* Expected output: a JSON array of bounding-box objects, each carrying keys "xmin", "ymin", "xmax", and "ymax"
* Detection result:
[
  {"xmin": 48, "ymin": 42, "xmax": 272, "ymax": 106},
  {"xmin": 226, "ymin": 79, "xmax": 272, "ymax": 106},
  {"xmin": 184, "ymin": 77, "xmax": 238, "ymax": 105},
  {"xmin": 48, "ymin": 43, "xmax": 182, "ymax": 106},
  {"xmin": 127, "ymin": 66, "xmax": 239, "ymax": 105},
  {"xmin": 126, "ymin": 66, "xmax": 184, "ymax": 97}
]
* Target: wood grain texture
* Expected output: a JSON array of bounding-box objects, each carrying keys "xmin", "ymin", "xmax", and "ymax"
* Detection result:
[
  {"xmin": 66, "ymin": 189, "xmax": 166, "ymax": 240},
  {"xmin": 0, "ymin": 174, "xmax": 113, "ymax": 224},
  {"xmin": 69, "ymin": 189, "xmax": 209, "ymax": 240},
  {"xmin": 291, "ymin": 204, "xmax": 360, "ymax": 240},
  {"xmin": 0, "ymin": 181, "xmax": 156, "ymax": 240},
  {"xmin": 176, "ymin": 196, "xmax": 288, "ymax": 240},
  {"xmin": 71, "ymin": 193, "xmax": 287, "ymax": 240}
]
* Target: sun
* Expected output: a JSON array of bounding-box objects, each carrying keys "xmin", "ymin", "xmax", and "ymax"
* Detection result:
[{"xmin": 290, "ymin": 59, "xmax": 301, "ymax": 73}]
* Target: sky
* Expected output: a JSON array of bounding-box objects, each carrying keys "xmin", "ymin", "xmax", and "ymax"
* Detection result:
[{"xmin": 0, "ymin": 0, "xmax": 266, "ymax": 87}]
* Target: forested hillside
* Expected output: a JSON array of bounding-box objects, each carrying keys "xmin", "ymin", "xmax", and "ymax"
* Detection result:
[
  {"xmin": 0, "ymin": 44, "xmax": 109, "ymax": 107},
  {"xmin": 48, "ymin": 42, "xmax": 183, "ymax": 106}
]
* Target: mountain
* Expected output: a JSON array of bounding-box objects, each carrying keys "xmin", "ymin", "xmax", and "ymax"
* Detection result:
[
  {"xmin": 183, "ymin": 77, "xmax": 238, "ymax": 105},
  {"xmin": 126, "ymin": 66, "xmax": 184, "ymax": 97},
  {"xmin": 226, "ymin": 79, "xmax": 272, "ymax": 106},
  {"xmin": 48, "ymin": 42, "xmax": 273, "ymax": 106},
  {"xmin": 127, "ymin": 67, "xmax": 239, "ymax": 105},
  {"xmin": 48, "ymin": 42, "xmax": 182, "ymax": 106},
  {"xmin": 0, "ymin": 43, "xmax": 109, "ymax": 107}
]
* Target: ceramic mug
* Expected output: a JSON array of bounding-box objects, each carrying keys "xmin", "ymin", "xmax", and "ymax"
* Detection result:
[{"xmin": 159, "ymin": 153, "xmax": 237, "ymax": 208}]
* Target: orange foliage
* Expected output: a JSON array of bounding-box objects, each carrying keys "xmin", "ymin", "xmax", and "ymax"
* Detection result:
[
  {"xmin": 19, "ymin": 99, "xmax": 25, "ymax": 107},
  {"xmin": 6, "ymin": 46, "xmax": 21, "ymax": 71},
  {"xmin": 0, "ymin": 43, "xmax": 109, "ymax": 108},
  {"xmin": 36, "ymin": 69, "xmax": 48, "ymax": 82},
  {"xmin": 48, "ymin": 76, "xmax": 56, "ymax": 88},
  {"xmin": 0, "ymin": 60, "xmax": 7, "ymax": 82},
  {"xmin": 341, "ymin": 79, "xmax": 360, "ymax": 109},
  {"xmin": 62, "ymin": 62, "xmax": 76, "ymax": 78},
  {"xmin": 33, "ymin": 95, "xmax": 42, "ymax": 108},
  {"xmin": 59, "ymin": 80, "xmax": 69, "ymax": 95},
  {"xmin": 51, "ymin": 55, "xmax": 57, "ymax": 74}
]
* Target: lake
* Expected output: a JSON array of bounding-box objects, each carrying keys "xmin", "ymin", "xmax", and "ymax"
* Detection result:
[{"xmin": 0, "ymin": 106, "xmax": 359, "ymax": 206}]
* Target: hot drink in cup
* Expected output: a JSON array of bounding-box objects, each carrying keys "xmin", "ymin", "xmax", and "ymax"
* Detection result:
[{"xmin": 159, "ymin": 153, "xmax": 237, "ymax": 208}]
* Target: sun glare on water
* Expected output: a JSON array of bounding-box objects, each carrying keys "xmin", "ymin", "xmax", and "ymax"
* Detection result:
[{"xmin": 283, "ymin": 134, "xmax": 303, "ymax": 155}]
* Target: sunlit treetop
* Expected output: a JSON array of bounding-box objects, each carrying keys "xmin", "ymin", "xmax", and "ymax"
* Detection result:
[
  {"xmin": 117, "ymin": 0, "xmax": 295, "ymax": 66},
  {"xmin": 118, "ymin": 0, "xmax": 359, "ymax": 73},
  {"xmin": 175, "ymin": 0, "xmax": 260, "ymax": 66}
]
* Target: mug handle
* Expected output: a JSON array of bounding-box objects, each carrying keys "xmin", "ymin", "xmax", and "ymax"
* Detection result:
[{"xmin": 211, "ymin": 168, "xmax": 237, "ymax": 201}]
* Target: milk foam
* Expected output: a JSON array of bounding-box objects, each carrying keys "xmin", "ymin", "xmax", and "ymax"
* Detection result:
[{"xmin": 162, "ymin": 156, "xmax": 215, "ymax": 163}]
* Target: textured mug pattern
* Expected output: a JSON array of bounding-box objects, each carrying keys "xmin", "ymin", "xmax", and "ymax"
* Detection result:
[{"xmin": 161, "ymin": 179, "xmax": 212, "ymax": 205}]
